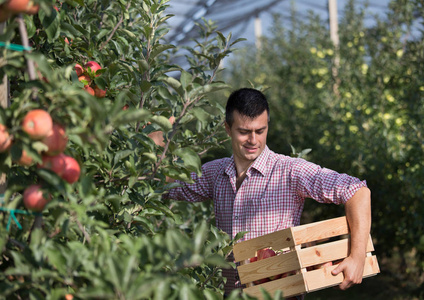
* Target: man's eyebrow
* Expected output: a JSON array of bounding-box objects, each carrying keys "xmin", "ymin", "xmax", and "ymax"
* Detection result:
[{"xmin": 236, "ymin": 126, "xmax": 268, "ymax": 131}]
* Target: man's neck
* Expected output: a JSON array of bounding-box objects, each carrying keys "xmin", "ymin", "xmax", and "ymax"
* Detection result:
[{"xmin": 234, "ymin": 159, "xmax": 254, "ymax": 190}]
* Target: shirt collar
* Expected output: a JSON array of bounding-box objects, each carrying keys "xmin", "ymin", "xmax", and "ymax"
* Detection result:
[
  {"xmin": 249, "ymin": 145, "xmax": 270, "ymax": 176},
  {"xmin": 224, "ymin": 146, "xmax": 271, "ymax": 177}
]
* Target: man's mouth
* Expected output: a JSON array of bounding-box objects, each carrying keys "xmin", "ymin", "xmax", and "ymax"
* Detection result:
[{"xmin": 243, "ymin": 146, "xmax": 257, "ymax": 153}]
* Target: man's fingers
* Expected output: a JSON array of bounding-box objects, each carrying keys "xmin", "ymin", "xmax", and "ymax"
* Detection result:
[{"xmin": 331, "ymin": 263, "xmax": 343, "ymax": 276}]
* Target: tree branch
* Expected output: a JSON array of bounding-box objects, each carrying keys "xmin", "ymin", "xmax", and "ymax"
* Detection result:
[{"xmin": 99, "ymin": 2, "xmax": 131, "ymax": 51}]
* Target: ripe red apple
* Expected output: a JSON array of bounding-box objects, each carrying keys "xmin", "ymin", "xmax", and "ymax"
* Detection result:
[
  {"xmin": 60, "ymin": 154, "xmax": 80, "ymax": 183},
  {"xmin": 257, "ymin": 248, "xmax": 276, "ymax": 260},
  {"xmin": 41, "ymin": 123, "xmax": 68, "ymax": 156},
  {"xmin": 93, "ymin": 86, "xmax": 106, "ymax": 98},
  {"xmin": 22, "ymin": 109, "xmax": 53, "ymax": 140},
  {"xmin": 3, "ymin": 0, "xmax": 30, "ymax": 13},
  {"xmin": 78, "ymin": 74, "xmax": 92, "ymax": 86},
  {"xmin": 84, "ymin": 85, "xmax": 95, "ymax": 96},
  {"xmin": 38, "ymin": 154, "xmax": 66, "ymax": 176},
  {"xmin": 75, "ymin": 64, "xmax": 84, "ymax": 76},
  {"xmin": 84, "ymin": 61, "xmax": 102, "ymax": 77},
  {"xmin": 25, "ymin": 1, "xmax": 39, "ymax": 14},
  {"xmin": 17, "ymin": 149, "xmax": 33, "ymax": 166},
  {"xmin": 0, "ymin": 124, "xmax": 12, "ymax": 152},
  {"xmin": 122, "ymin": 104, "xmax": 129, "ymax": 110},
  {"xmin": 23, "ymin": 184, "xmax": 50, "ymax": 212}
]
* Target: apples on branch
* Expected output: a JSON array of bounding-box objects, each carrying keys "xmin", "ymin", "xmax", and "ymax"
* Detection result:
[{"xmin": 76, "ymin": 61, "xmax": 107, "ymax": 98}]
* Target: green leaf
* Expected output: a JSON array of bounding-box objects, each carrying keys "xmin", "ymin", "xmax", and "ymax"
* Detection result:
[
  {"xmin": 191, "ymin": 107, "xmax": 210, "ymax": 124},
  {"xmin": 113, "ymin": 149, "xmax": 133, "ymax": 166},
  {"xmin": 39, "ymin": 8, "xmax": 60, "ymax": 43},
  {"xmin": 151, "ymin": 115, "xmax": 172, "ymax": 131},
  {"xmin": 140, "ymin": 81, "xmax": 152, "ymax": 93},
  {"xmin": 162, "ymin": 76, "xmax": 184, "ymax": 97},
  {"xmin": 150, "ymin": 44, "xmax": 175, "ymax": 60},
  {"xmin": 24, "ymin": 15, "xmax": 37, "ymax": 38},
  {"xmin": 133, "ymin": 216, "xmax": 155, "ymax": 233},
  {"xmin": 173, "ymin": 147, "xmax": 201, "ymax": 174},
  {"xmin": 111, "ymin": 109, "xmax": 151, "ymax": 125},
  {"xmin": 180, "ymin": 70, "xmax": 192, "ymax": 90}
]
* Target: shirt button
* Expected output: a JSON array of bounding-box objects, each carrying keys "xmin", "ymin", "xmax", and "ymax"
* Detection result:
[{"xmin": 235, "ymin": 216, "xmax": 238, "ymax": 220}]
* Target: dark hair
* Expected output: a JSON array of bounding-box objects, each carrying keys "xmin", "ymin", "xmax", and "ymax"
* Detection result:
[{"xmin": 225, "ymin": 88, "xmax": 270, "ymax": 127}]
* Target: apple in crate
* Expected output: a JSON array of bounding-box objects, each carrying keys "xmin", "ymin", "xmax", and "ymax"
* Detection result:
[{"xmin": 250, "ymin": 248, "xmax": 277, "ymax": 284}]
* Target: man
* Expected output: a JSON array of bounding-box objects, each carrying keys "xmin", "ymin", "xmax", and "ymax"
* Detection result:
[{"xmin": 163, "ymin": 88, "xmax": 371, "ymax": 296}]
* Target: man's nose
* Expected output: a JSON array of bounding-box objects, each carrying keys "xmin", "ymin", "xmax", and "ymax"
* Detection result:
[{"xmin": 248, "ymin": 132, "xmax": 256, "ymax": 144}]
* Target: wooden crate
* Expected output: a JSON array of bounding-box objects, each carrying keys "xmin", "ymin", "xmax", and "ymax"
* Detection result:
[{"xmin": 233, "ymin": 216, "xmax": 380, "ymax": 299}]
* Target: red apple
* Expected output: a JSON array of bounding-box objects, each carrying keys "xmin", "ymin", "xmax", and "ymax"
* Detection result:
[
  {"xmin": 25, "ymin": 1, "xmax": 39, "ymax": 14},
  {"xmin": 17, "ymin": 149, "xmax": 33, "ymax": 166},
  {"xmin": 23, "ymin": 184, "xmax": 51, "ymax": 212},
  {"xmin": 257, "ymin": 248, "xmax": 276, "ymax": 260},
  {"xmin": 60, "ymin": 154, "xmax": 80, "ymax": 183},
  {"xmin": 78, "ymin": 74, "xmax": 92, "ymax": 86},
  {"xmin": 38, "ymin": 154, "xmax": 66, "ymax": 176},
  {"xmin": 4, "ymin": 0, "xmax": 29, "ymax": 13},
  {"xmin": 84, "ymin": 85, "xmax": 95, "ymax": 96},
  {"xmin": 22, "ymin": 109, "xmax": 53, "ymax": 140},
  {"xmin": 75, "ymin": 64, "xmax": 84, "ymax": 76},
  {"xmin": 122, "ymin": 104, "xmax": 129, "ymax": 111},
  {"xmin": 93, "ymin": 86, "xmax": 106, "ymax": 98},
  {"xmin": 84, "ymin": 61, "xmax": 102, "ymax": 77},
  {"xmin": 41, "ymin": 123, "xmax": 68, "ymax": 156},
  {"xmin": 0, "ymin": 124, "xmax": 12, "ymax": 152}
]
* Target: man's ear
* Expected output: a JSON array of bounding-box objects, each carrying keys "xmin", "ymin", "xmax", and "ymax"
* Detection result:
[{"xmin": 224, "ymin": 122, "xmax": 231, "ymax": 137}]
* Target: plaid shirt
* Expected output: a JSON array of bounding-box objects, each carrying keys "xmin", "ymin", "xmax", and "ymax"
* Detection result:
[{"xmin": 167, "ymin": 146, "xmax": 367, "ymax": 293}]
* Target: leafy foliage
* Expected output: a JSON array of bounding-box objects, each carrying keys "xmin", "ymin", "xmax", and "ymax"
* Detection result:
[
  {"xmin": 0, "ymin": 0, "xmax": 274, "ymax": 299},
  {"xmin": 226, "ymin": 0, "xmax": 424, "ymax": 292}
]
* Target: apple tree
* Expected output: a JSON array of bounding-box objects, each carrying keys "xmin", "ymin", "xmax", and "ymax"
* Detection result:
[{"xmin": 0, "ymin": 0, "xmax": 270, "ymax": 299}]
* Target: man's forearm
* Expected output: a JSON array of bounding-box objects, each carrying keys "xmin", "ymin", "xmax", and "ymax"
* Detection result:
[
  {"xmin": 345, "ymin": 186, "xmax": 372, "ymax": 259},
  {"xmin": 331, "ymin": 186, "xmax": 371, "ymax": 290}
]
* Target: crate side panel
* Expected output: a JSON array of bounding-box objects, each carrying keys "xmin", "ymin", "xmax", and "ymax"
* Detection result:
[
  {"xmin": 238, "ymin": 251, "xmax": 301, "ymax": 284},
  {"xmin": 299, "ymin": 236, "xmax": 375, "ymax": 268},
  {"xmin": 233, "ymin": 228, "xmax": 295, "ymax": 262},
  {"xmin": 243, "ymin": 273, "xmax": 307, "ymax": 299},
  {"xmin": 304, "ymin": 255, "xmax": 380, "ymax": 292},
  {"xmin": 291, "ymin": 216, "xmax": 349, "ymax": 245}
]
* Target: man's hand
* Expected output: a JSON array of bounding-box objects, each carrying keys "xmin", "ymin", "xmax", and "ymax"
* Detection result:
[
  {"xmin": 331, "ymin": 254, "xmax": 365, "ymax": 290},
  {"xmin": 334, "ymin": 186, "xmax": 371, "ymax": 290}
]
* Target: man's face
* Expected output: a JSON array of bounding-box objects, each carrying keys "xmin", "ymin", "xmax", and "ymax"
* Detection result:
[{"xmin": 225, "ymin": 110, "xmax": 269, "ymax": 167}]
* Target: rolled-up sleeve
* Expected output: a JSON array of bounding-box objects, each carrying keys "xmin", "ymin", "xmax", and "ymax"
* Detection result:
[
  {"xmin": 292, "ymin": 159, "xmax": 367, "ymax": 205},
  {"xmin": 165, "ymin": 160, "xmax": 222, "ymax": 203}
]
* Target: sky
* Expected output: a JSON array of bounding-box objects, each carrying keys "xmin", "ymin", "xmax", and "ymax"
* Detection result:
[{"xmin": 165, "ymin": 0, "xmax": 393, "ymax": 47}]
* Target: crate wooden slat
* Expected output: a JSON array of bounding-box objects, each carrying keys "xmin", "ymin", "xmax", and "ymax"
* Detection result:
[{"xmin": 233, "ymin": 216, "xmax": 380, "ymax": 299}]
